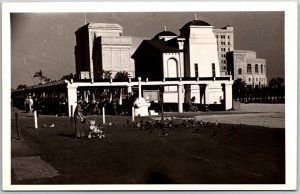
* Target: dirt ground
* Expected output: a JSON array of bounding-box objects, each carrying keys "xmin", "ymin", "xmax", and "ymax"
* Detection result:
[{"xmin": 10, "ymin": 104, "xmax": 285, "ymax": 185}]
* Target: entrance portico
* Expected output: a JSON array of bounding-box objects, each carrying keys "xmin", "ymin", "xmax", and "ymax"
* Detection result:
[{"xmin": 65, "ymin": 76, "xmax": 233, "ymax": 116}]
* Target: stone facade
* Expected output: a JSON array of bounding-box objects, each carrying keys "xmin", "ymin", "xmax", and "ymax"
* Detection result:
[
  {"xmin": 227, "ymin": 50, "xmax": 267, "ymax": 87},
  {"xmin": 74, "ymin": 23, "xmax": 135, "ymax": 80},
  {"xmin": 132, "ymin": 20, "xmax": 228, "ymax": 105}
]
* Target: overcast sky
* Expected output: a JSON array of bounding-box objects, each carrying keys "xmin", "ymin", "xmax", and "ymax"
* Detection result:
[{"xmin": 11, "ymin": 12, "xmax": 284, "ymax": 88}]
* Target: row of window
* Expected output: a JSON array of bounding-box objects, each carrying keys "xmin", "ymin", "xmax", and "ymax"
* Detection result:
[
  {"xmin": 220, "ymin": 60, "xmax": 226, "ymax": 64},
  {"xmin": 248, "ymin": 77, "xmax": 266, "ymax": 83},
  {"xmin": 238, "ymin": 64, "xmax": 264, "ymax": 75},
  {"xmin": 218, "ymin": 41, "xmax": 231, "ymax": 45},
  {"xmin": 216, "ymin": 35, "xmax": 231, "ymax": 39},
  {"xmin": 219, "ymin": 48, "xmax": 231, "ymax": 52}
]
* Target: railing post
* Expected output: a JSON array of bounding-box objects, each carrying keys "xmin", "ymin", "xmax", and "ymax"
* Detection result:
[{"xmin": 15, "ymin": 113, "xmax": 21, "ymax": 140}]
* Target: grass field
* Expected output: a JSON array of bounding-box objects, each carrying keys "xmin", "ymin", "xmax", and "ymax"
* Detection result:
[{"xmin": 11, "ymin": 106, "xmax": 285, "ymax": 184}]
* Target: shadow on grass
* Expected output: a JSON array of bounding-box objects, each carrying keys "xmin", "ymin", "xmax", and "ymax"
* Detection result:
[{"xmin": 57, "ymin": 133, "xmax": 76, "ymax": 139}]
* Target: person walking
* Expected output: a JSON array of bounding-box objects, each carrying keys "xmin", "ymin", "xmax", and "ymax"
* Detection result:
[
  {"xmin": 74, "ymin": 99, "xmax": 86, "ymax": 138},
  {"xmin": 24, "ymin": 96, "xmax": 30, "ymax": 113}
]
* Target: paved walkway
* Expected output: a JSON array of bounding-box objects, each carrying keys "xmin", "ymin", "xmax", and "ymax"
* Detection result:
[{"xmin": 11, "ymin": 108, "xmax": 59, "ymax": 182}]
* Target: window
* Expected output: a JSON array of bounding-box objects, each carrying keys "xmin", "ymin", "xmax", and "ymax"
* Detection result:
[
  {"xmin": 228, "ymin": 48, "xmax": 230, "ymax": 51},
  {"xmin": 228, "ymin": 35, "xmax": 230, "ymax": 39},
  {"xmin": 248, "ymin": 78, "xmax": 251, "ymax": 82},
  {"xmin": 216, "ymin": 35, "xmax": 218, "ymax": 38},
  {"xmin": 255, "ymin": 64, "xmax": 258, "ymax": 74},
  {"xmin": 228, "ymin": 42, "xmax": 230, "ymax": 45},
  {"xmin": 167, "ymin": 58, "xmax": 178, "ymax": 77},
  {"xmin": 238, "ymin": 68, "xmax": 242, "ymax": 75},
  {"xmin": 212, "ymin": 63, "xmax": 216, "ymax": 77},
  {"xmin": 256, "ymin": 78, "xmax": 258, "ymax": 82},
  {"xmin": 194, "ymin": 63, "xmax": 199, "ymax": 77},
  {"xmin": 247, "ymin": 64, "xmax": 252, "ymax": 74},
  {"xmin": 261, "ymin": 64, "xmax": 264, "ymax": 74}
]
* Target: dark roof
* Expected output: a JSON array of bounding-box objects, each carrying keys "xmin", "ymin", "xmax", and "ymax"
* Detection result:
[
  {"xmin": 131, "ymin": 39, "xmax": 180, "ymax": 59},
  {"xmin": 180, "ymin": 20, "xmax": 211, "ymax": 31},
  {"xmin": 152, "ymin": 31, "xmax": 178, "ymax": 40},
  {"xmin": 145, "ymin": 40, "xmax": 180, "ymax": 52},
  {"xmin": 221, "ymin": 25, "xmax": 230, "ymax": 29}
]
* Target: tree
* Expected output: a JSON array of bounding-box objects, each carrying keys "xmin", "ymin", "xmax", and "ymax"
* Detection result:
[
  {"xmin": 269, "ymin": 77, "xmax": 284, "ymax": 89},
  {"xmin": 233, "ymin": 78, "xmax": 247, "ymax": 94},
  {"xmin": 114, "ymin": 71, "xmax": 130, "ymax": 80},
  {"xmin": 16, "ymin": 84, "xmax": 27, "ymax": 89},
  {"xmin": 94, "ymin": 70, "xmax": 112, "ymax": 79},
  {"xmin": 60, "ymin": 73, "xmax": 74, "ymax": 81},
  {"xmin": 33, "ymin": 70, "xmax": 51, "ymax": 84}
]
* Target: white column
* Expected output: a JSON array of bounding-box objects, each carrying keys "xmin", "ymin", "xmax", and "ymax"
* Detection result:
[
  {"xmin": 34, "ymin": 110, "xmax": 38, "ymax": 129},
  {"xmin": 224, "ymin": 83, "xmax": 233, "ymax": 110},
  {"xmin": 127, "ymin": 85, "xmax": 132, "ymax": 93},
  {"xmin": 102, "ymin": 106, "xmax": 105, "ymax": 124},
  {"xmin": 67, "ymin": 86, "xmax": 78, "ymax": 117},
  {"xmin": 138, "ymin": 77, "xmax": 142, "ymax": 99},
  {"xmin": 178, "ymin": 85, "xmax": 184, "ymax": 113}
]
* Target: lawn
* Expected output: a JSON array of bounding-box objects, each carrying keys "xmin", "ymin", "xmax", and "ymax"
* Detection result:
[{"xmin": 11, "ymin": 114, "xmax": 285, "ymax": 184}]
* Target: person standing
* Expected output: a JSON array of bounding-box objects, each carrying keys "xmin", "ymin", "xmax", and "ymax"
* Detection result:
[
  {"xmin": 24, "ymin": 96, "xmax": 30, "ymax": 113},
  {"xmin": 28, "ymin": 96, "xmax": 34, "ymax": 113},
  {"xmin": 74, "ymin": 99, "xmax": 86, "ymax": 138}
]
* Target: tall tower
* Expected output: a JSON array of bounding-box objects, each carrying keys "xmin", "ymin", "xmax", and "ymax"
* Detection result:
[
  {"xmin": 179, "ymin": 19, "xmax": 223, "ymax": 104},
  {"xmin": 180, "ymin": 20, "xmax": 221, "ymax": 78},
  {"xmin": 213, "ymin": 26, "xmax": 234, "ymax": 76},
  {"xmin": 74, "ymin": 23, "xmax": 135, "ymax": 80}
]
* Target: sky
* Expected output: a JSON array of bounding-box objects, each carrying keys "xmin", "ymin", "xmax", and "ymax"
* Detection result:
[{"xmin": 11, "ymin": 12, "xmax": 284, "ymax": 89}]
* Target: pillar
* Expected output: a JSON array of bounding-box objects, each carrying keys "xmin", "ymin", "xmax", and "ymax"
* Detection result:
[
  {"xmin": 138, "ymin": 77, "xmax": 142, "ymax": 99},
  {"xmin": 127, "ymin": 85, "xmax": 132, "ymax": 94},
  {"xmin": 177, "ymin": 85, "xmax": 184, "ymax": 113},
  {"xmin": 224, "ymin": 83, "xmax": 233, "ymax": 110},
  {"xmin": 67, "ymin": 86, "xmax": 78, "ymax": 117}
]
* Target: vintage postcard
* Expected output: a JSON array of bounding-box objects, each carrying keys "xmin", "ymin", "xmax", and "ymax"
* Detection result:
[{"xmin": 2, "ymin": 1, "xmax": 298, "ymax": 191}]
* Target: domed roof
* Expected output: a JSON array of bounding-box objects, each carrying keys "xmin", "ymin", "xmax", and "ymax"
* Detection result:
[
  {"xmin": 152, "ymin": 31, "xmax": 178, "ymax": 40},
  {"xmin": 181, "ymin": 20, "xmax": 211, "ymax": 30}
]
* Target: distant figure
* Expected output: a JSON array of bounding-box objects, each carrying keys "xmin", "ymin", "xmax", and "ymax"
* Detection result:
[
  {"xmin": 188, "ymin": 96, "xmax": 197, "ymax": 112},
  {"xmin": 28, "ymin": 96, "xmax": 34, "ymax": 112},
  {"xmin": 74, "ymin": 99, "xmax": 86, "ymax": 138},
  {"xmin": 24, "ymin": 96, "xmax": 34, "ymax": 113},
  {"xmin": 24, "ymin": 96, "xmax": 30, "ymax": 112}
]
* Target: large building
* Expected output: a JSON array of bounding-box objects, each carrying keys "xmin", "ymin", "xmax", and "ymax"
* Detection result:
[
  {"xmin": 74, "ymin": 23, "xmax": 135, "ymax": 80},
  {"xmin": 213, "ymin": 26, "xmax": 234, "ymax": 76},
  {"xmin": 132, "ymin": 19, "xmax": 230, "ymax": 106},
  {"xmin": 227, "ymin": 50, "xmax": 267, "ymax": 87}
]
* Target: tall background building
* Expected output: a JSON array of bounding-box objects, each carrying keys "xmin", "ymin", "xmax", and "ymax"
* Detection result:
[
  {"xmin": 213, "ymin": 26, "xmax": 234, "ymax": 76},
  {"xmin": 74, "ymin": 23, "xmax": 135, "ymax": 80}
]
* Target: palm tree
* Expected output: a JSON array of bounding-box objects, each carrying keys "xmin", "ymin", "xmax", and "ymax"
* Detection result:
[
  {"xmin": 114, "ymin": 71, "xmax": 130, "ymax": 80},
  {"xmin": 269, "ymin": 77, "xmax": 284, "ymax": 89},
  {"xmin": 233, "ymin": 78, "xmax": 247, "ymax": 93},
  {"xmin": 60, "ymin": 73, "xmax": 74, "ymax": 81},
  {"xmin": 33, "ymin": 70, "xmax": 51, "ymax": 84},
  {"xmin": 94, "ymin": 70, "xmax": 112, "ymax": 79}
]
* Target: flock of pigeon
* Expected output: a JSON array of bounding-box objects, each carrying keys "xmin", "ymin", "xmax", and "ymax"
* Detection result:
[{"xmin": 120, "ymin": 117, "xmax": 241, "ymax": 137}]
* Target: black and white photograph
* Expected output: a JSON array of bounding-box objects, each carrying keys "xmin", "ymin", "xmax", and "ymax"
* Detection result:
[{"xmin": 2, "ymin": 1, "xmax": 298, "ymax": 191}]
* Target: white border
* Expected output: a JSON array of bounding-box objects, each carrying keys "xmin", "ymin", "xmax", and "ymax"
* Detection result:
[{"xmin": 2, "ymin": 1, "xmax": 298, "ymax": 191}]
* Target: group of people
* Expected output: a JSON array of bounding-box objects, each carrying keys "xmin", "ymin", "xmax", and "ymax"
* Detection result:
[{"xmin": 24, "ymin": 96, "xmax": 34, "ymax": 113}]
